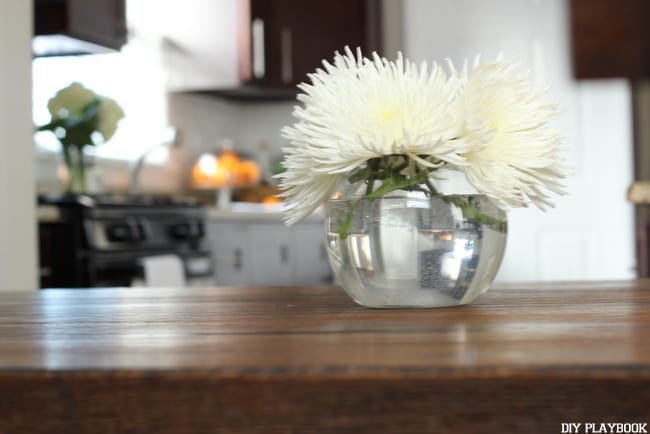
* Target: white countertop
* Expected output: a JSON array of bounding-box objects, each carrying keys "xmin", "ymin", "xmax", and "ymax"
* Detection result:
[
  {"xmin": 37, "ymin": 201, "xmax": 325, "ymax": 224},
  {"xmin": 208, "ymin": 203, "xmax": 324, "ymax": 223}
]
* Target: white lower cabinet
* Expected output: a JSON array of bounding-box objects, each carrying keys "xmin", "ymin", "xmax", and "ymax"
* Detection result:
[
  {"xmin": 292, "ymin": 224, "xmax": 331, "ymax": 285},
  {"xmin": 209, "ymin": 216, "xmax": 332, "ymax": 286},
  {"xmin": 209, "ymin": 222, "xmax": 252, "ymax": 286},
  {"xmin": 249, "ymin": 223, "xmax": 293, "ymax": 286}
]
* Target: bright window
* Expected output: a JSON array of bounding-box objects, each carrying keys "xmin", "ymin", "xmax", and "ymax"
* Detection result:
[{"xmin": 32, "ymin": 40, "xmax": 169, "ymax": 161}]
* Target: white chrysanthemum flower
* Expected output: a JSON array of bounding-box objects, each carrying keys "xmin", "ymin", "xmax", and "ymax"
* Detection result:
[
  {"xmin": 280, "ymin": 47, "xmax": 469, "ymax": 224},
  {"xmin": 460, "ymin": 59, "xmax": 568, "ymax": 209}
]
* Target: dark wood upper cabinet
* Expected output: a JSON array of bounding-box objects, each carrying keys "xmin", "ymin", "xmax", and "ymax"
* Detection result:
[
  {"xmin": 249, "ymin": 0, "xmax": 381, "ymax": 88},
  {"xmin": 570, "ymin": 0, "xmax": 650, "ymax": 79},
  {"xmin": 155, "ymin": 0, "xmax": 381, "ymax": 100},
  {"xmin": 34, "ymin": 0, "xmax": 127, "ymax": 55}
]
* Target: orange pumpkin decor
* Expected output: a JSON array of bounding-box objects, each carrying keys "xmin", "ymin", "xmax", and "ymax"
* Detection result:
[{"xmin": 191, "ymin": 149, "xmax": 261, "ymax": 189}]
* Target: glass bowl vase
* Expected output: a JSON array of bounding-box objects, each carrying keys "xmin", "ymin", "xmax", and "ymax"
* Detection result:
[{"xmin": 325, "ymin": 181, "xmax": 508, "ymax": 308}]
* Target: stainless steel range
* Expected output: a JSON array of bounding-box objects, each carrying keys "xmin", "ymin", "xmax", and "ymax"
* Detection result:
[{"xmin": 38, "ymin": 194, "xmax": 213, "ymax": 288}]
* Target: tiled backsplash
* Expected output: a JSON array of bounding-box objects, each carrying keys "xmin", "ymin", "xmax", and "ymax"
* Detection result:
[
  {"xmin": 35, "ymin": 147, "xmax": 184, "ymax": 196},
  {"xmin": 168, "ymin": 92, "xmax": 295, "ymax": 176}
]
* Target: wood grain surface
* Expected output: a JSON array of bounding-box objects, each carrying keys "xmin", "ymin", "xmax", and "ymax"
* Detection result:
[{"xmin": 1, "ymin": 281, "xmax": 649, "ymax": 433}]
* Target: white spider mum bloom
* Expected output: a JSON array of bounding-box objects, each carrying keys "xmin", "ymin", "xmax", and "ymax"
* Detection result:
[
  {"xmin": 461, "ymin": 59, "xmax": 569, "ymax": 209},
  {"xmin": 279, "ymin": 47, "xmax": 468, "ymax": 224}
]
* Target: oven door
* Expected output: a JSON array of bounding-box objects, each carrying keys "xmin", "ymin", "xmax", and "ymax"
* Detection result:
[{"xmin": 87, "ymin": 250, "xmax": 214, "ymax": 287}]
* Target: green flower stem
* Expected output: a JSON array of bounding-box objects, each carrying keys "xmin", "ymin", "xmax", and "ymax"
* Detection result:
[
  {"xmin": 443, "ymin": 196, "xmax": 507, "ymax": 232},
  {"xmin": 338, "ymin": 201, "xmax": 357, "ymax": 240},
  {"xmin": 366, "ymin": 170, "xmax": 430, "ymax": 201},
  {"xmin": 337, "ymin": 156, "xmax": 507, "ymax": 237}
]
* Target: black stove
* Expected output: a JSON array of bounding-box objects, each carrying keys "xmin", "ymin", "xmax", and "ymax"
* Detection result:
[{"xmin": 38, "ymin": 194, "xmax": 213, "ymax": 288}]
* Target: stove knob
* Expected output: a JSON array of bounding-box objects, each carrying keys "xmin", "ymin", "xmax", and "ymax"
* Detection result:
[
  {"xmin": 106, "ymin": 224, "xmax": 133, "ymax": 242},
  {"xmin": 169, "ymin": 222, "xmax": 191, "ymax": 240}
]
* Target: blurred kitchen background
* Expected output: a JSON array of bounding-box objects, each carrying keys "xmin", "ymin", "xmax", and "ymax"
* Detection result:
[{"xmin": 1, "ymin": 0, "xmax": 649, "ymax": 290}]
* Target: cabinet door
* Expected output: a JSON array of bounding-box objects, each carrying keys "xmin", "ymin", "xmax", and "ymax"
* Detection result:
[
  {"xmin": 250, "ymin": 0, "xmax": 381, "ymax": 88},
  {"xmin": 570, "ymin": 0, "xmax": 650, "ymax": 79},
  {"xmin": 34, "ymin": 0, "xmax": 127, "ymax": 50},
  {"xmin": 249, "ymin": 223, "xmax": 293, "ymax": 286},
  {"xmin": 130, "ymin": 0, "xmax": 242, "ymax": 91},
  {"xmin": 291, "ymin": 222, "xmax": 332, "ymax": 285},
  {"xmin": 209, "ymin": 222, "xmax": 252, "ymax": 286},
  {"xmin": 68, "ymin": 0, "xmax": 127, "ymax": 49}
]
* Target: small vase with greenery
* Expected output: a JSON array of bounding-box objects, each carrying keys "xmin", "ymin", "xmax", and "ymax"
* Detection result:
[{"xmin": 36, "ymin": 82, "xmax": 124, "ymax": 195}]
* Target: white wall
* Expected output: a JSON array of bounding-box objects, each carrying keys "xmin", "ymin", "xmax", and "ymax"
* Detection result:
[
  {"xmin": 403, "ymin": 0, "xmax": 635, "ymax": 281},
  {"xmin": 0, "ymin": 0, "xmax": 38, "ymax": 290}
]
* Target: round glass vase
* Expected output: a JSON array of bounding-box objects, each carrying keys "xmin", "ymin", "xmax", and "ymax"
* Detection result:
[{"xmin": 325, "ymin": 180, "xmax": 508, "ymax": 308}]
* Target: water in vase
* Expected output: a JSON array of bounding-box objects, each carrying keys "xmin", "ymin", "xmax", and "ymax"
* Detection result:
[{"xmin": 325, "ymin": 195, "xmax": 507, "ymax": 308}]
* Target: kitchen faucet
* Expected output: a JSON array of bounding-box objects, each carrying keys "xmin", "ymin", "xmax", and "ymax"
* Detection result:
[{"xmin": 128, "ymin": 128, "xmax": 181, "ymax": 195}]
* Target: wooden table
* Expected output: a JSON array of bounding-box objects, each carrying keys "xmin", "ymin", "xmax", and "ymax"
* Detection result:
[{"xmin": 1, "ymin": 282, "xmax": 649, "ymax": 433}]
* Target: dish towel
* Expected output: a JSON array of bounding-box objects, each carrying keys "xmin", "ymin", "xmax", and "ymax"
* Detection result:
[{"xmin": 140, "ymin": 254, "xmax": 186, "ymax": 287}]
